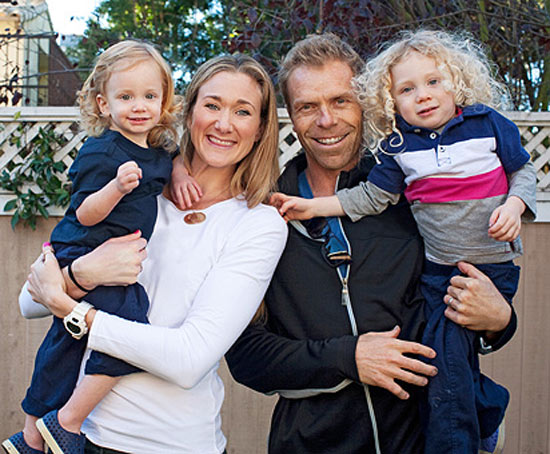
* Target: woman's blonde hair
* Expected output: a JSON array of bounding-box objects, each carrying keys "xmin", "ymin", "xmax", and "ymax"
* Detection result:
[
  {"xmin": 180, "ymin": 54, "xmax": 279, "ymax": 208},
  {"xmin": 78, "ymin": 40, "xmax": 182, "ymax": 152},
  {"xmin": 354, "ymin": 29, "xmax": 511, "ymax": 154}
]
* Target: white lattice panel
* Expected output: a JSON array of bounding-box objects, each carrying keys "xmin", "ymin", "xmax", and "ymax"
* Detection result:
[{"xmin": 1, "ymin": 107, "xmax": 549, "ymax": 218}]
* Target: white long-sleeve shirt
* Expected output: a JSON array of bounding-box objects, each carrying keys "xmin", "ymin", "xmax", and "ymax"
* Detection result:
[{"xmin": 20, "ymin": 194, "xmax": 288, "ymax": 453}]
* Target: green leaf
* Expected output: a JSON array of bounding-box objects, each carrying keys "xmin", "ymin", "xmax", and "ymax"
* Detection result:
[
  {"xmin": 4, "ymin": 199, "xmax": 17, "ymax": 211},
  {"xmin": 11, "ymin": 211, "xmax": 20, "ymax": 230},
  {"xmin": 38, "ymin": 204, "xmax": 49, "ymax": 218}
]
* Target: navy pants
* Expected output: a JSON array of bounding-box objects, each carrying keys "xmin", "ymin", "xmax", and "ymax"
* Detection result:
[
  {"xmin": 421, "ymin": 260, "xmax": 519, "ymax": 454},
  {"xmin": 22, "ymin": 244, "xmax": 150, "ymax": 417}
]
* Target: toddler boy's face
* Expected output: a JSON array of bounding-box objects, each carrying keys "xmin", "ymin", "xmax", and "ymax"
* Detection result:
[{"xmin": 390, "ymin": 51, "xmax": 456, "ymax": 131}]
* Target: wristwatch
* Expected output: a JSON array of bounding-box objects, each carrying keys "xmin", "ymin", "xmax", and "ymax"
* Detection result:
[{"xmin": 63, "ymin": 301, "xmax": 94, "ymax": 340}]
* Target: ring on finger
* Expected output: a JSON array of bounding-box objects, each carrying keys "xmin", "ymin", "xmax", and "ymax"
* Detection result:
[{"xmin": 448, "ymin": 296, "xmax": 454, "ymax": 305}]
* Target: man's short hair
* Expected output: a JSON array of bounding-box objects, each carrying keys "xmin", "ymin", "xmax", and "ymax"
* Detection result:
[{"xmin": 279, "ymin": 33, "xmax": 364, "ymax": 110}]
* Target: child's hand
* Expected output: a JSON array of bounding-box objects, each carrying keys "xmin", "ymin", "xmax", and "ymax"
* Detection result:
[
  {"xmin": 270, "ymin": 192, "xmax": 317, "ymax": 221},
  {"xmin": 488, "ymin": 196, "xmax": 525, "ymax": 242},
  {"xmin": 116, "ymin": 161, "xmax": 142, "ymax": 194},
  {"xmin": 170, "ymin": 155, "xmax": 203, "ymax": 209}
]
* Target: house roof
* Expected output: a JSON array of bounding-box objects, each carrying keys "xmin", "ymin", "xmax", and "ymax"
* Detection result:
[{"xmin": 0, "ymin": 0, "xmax": 52, "ymax": 31}]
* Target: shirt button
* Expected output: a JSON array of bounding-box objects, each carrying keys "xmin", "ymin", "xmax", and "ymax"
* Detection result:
[
  {"xmin": 430, "ymin": 132, "xmax": 437, "ymax": 139},
  {"xmin": 414, "ymin": 128, "xmax": 421, "ymax": 133}
]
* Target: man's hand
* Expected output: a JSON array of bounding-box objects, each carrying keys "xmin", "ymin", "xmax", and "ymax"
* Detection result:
[
  {"xmin": 355, "ymin": 326, "xmax": 437, "ymax": 400},
  {"xmin": 444, "ymin": 262, "xmax": 512, "ymax": 338},
  {"xmin": 116, "ymin": 161, "xmax": 142, "ymax": 195},
  {"xmin": 488, "ymin": 196, "xmax": 525, "ymax": 241}
]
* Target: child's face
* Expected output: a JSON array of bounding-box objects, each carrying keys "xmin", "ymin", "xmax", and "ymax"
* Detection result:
[
  {"xmin": 390, "ymin": 51, "xmax": 456, "ymax": 131},
  {"xmin": 97, "ymin": 59, "xmax": 163, "ymax": 148}
]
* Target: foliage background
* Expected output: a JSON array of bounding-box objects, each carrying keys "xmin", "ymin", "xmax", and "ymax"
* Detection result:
[{"xmin": 68, "ymin": 0, "xmax": 550, "ymax": 111}]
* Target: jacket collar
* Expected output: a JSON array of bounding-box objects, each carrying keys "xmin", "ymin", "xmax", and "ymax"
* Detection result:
[{"xmin": 278, "ymin": 152, "xmax": 376, "ymax": 195}]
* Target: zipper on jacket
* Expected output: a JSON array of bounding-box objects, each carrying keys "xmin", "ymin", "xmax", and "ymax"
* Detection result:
[
  {"xmin": 341, "ymin": 277, "xmax": 358, "ymax": 335},
  {"xmin": 334, "ymin": 199, "xmax": 382, "ymax": 454}
]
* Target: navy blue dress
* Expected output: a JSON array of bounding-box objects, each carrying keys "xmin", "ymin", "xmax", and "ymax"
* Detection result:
[{"xmin": 22, "ymin": 130, "xmax": 172, "ymax": 417}]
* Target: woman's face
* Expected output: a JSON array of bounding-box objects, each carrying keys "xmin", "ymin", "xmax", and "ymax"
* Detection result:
[{"xmin": 188, "ymin": 71, "xmax": 263, "ymax": 172}]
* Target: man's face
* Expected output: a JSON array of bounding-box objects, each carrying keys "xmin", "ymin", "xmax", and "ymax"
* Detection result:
[{"xmin": 287, "ymin": 60, "xmax": 362, "ymax": 174}]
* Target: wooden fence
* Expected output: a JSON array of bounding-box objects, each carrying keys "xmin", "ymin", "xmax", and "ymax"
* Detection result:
[{"xmin": 1, "ymin": 107, "xmax": 550, "ymax": 453}]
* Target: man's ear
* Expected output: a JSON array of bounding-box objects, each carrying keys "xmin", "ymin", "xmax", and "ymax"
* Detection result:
[{"xmin": 96, "ymin": 94, "xmax": 109, "ymax": 117}]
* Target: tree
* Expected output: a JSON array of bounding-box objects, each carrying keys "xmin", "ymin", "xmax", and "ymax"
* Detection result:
[
  {"xmin": 68, "ymin": 0, "xmax": 228, "ymax": 88},
  {"xmin": 227, "ymin": 0, "xmax": 550, "ymax": 111}
]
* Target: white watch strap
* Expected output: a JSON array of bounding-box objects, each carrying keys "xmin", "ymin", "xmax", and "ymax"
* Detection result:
[{"xmin": 72, "ymin": 301, "xmax": 94, "ymax": 319}]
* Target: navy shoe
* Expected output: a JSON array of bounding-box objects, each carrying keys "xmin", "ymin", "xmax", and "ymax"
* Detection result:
[
  {"xmin": 479, "ymin": 419, "xmax": 505, "ymax": 454},
  {"xmin": 35, "ymin": 410, "xmax": 85, "ymax": 454},
  {"xmin": 1, "ymin": 432, "xmax": 45, "ymax": 454}
]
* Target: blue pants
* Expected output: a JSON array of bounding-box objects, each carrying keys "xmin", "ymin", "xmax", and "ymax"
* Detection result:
[
  {"xmin": 22, "ymin": 244, "xmax": 150, "ymax": 417},
  {"xmin": 421, "ymin": 260, "xmax": 519, "ymax": 454}
]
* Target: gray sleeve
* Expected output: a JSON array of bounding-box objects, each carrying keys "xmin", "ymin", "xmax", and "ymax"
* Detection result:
[
  {"xmin": 336, "ymin": 181, "xmax": 401, "ymax": 222},
  {"xmin": 508, "ymin": 160, "xmax": 537, "ymax": 221}
]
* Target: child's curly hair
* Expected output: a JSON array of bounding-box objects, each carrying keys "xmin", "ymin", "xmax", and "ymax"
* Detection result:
[
  {"xmin": 353, "ymin": 29, "xmax": 511, "ymax": 155},
  {"xmin": 78, "ymin": 40, "xmax": 182, "ymax": 152}
]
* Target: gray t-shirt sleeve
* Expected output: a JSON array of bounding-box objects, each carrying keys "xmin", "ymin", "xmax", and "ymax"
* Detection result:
[
  {"xmin": 508, "ymin": 160, "xmax": 537, "ymax": 221},
  {"xmin": 336, "ymin": 181, "xmax": 401, "ymax": 222}
]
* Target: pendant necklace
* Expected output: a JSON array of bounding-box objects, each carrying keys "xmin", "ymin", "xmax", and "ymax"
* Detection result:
[
  {"xmin": 183, "ymin": 187, "xmax": 231, "ymax": 225},
  {"xmin": 184, "ymin": 212, "xmax": 206, "ymax": 224}
]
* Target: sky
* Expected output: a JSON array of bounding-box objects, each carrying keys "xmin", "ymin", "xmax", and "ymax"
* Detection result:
[{"xmin": 46, "ymin": 0, "xmax": 102, "ymax": 36}]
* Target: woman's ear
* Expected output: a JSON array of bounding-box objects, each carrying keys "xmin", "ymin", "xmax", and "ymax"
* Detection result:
[{"xmin": 255, "ymin": 123, "xmax": 264, "ymax": 142}]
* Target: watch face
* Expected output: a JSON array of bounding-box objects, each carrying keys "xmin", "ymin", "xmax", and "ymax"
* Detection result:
[{"xmin": 66, "ymin": 319, "xmax": 82, "ymax": 335}]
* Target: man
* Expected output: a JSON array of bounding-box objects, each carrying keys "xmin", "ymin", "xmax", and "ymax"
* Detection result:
[{"xmin": 226, "ymin": 33, "xmax": 516, "ymax": 454}]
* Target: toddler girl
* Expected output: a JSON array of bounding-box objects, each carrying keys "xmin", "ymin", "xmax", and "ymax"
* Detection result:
[
  {"xmin": 271, "ymin": 29, "xmax": 536, "ymax": 454},
  {"xmin": 3, "ymin": 40, "xmax": 181, "ymax": 454}
]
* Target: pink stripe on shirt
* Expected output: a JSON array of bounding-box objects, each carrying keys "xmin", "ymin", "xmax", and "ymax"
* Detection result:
[{"xmin": 404, "ymin": 166, "xmax": 508, "ymax": 203}]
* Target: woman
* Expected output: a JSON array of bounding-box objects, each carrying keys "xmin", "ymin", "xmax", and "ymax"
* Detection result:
[{"xmin": 19, "ymin": 54, "xmax": 288, "ymax": 454}]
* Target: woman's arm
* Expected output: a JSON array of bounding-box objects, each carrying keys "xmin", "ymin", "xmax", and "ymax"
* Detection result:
[
  {"xmin": 68, "ymin": 231, "xmax": 148, "ymax": 292},
  {"xmin": 30, "ymin": 208, "xmax": 288, "ymax": 389},
  {"xmin": 87, "ymin": 210, "xmax": 287, "ymax": 388},
  {"xmin": 20, "ymin": 232, "xmax": 147, "ymax": 319},
  {"xmin": 19, "ymin": 280, "xmax": 52, "ymax": 318}
]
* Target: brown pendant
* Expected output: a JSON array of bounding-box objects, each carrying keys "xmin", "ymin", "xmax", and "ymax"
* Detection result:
[{"xmin": 184, "ymin": 212, "xmax": 206, "ymax": 224}]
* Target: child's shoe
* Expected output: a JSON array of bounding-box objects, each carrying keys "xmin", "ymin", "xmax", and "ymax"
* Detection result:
[
  {"xmin": 1, "ymin": 432, "xmax": 45, "ymax": 454},
  {"xmin": 35, "ymin": 410, "xmax": 85, "ymax": 454},
  {"xmin": 479, "ymin": 419, "xmax": 505, "ymax": 454}
]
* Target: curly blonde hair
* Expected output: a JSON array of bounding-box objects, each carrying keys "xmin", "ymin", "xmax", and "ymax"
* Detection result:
[
  {"xmin": 78, "ymin": 40, "xmax": 182, "ymax": 152},
  {"xmin": 354, "ymin": 29, "xmax": 511, "ymax": 154},
  {"xmin": 180, "ymin": 54, "xmax": 279, "ymax": 208}
]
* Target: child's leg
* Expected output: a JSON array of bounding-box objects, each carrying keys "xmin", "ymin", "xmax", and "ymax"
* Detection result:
[
  {"xmin": 420, "ymin": 260, "xmax": 514, "ymax": 453},
  {"xmin": 22, "ymin": 415, "xmax": 43, "ymax": 450},
  {"xmin": 420, "ymin": 261, "xmax": 480, "ymax": 454},
  {"xmin": 475, "ymin": 262, "xmax": 519, "ymax": 438},
  {"xmin": 56, "ymin": 374, "xmax": 119, "ymax": 434}
]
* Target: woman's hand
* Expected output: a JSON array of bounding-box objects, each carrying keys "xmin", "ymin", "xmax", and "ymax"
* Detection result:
[
  {"xmin": 444, "ymin": 262, "xmax": 512, "ymax": 338},
  {"xmin": 28, "ymin": 243, "xmax": 77, "ymax": 318},
  {"xmin": 70, "ymin": 231, "xmax": 148, "ymax": 292}
]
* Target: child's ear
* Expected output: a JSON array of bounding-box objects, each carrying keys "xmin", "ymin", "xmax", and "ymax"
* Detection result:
[{"xmin": 96, "ymin": 94, "xmax": 110, "ymax": 117}]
